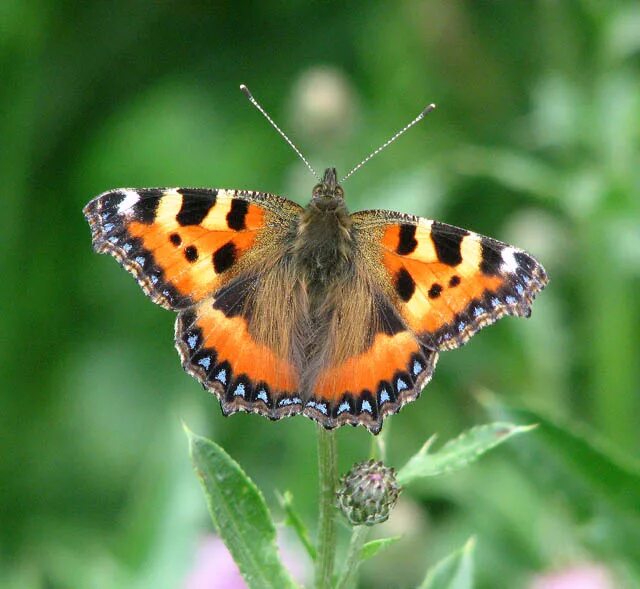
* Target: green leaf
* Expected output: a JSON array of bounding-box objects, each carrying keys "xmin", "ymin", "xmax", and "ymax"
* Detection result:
[
  {"xmin": 360, "ymin": 536, "xmax": 401, "ymax": 562},
  {"xmin": 449, "ymin": 146, "xmax": 560, "ymax": 202},
  {"xmin": 489, "ymin": 405, "xmax": 640, "ymax": 515},
  {"xmin": 417, "ymin": 537, "xmax": 475, "ymax": 589},
  {"xmin": 185, "ymin": 425, "xmax": 299, "ymax": 589},
  {"xmin": 397, "ymin": 423, "xmax": 536, "ymax": 485},
  {"xmin": 277, "ymin": 490, "xmax": 317, "ymax": 561},
  {"xmin": 485, "ymin": 402, "xmax": 640, "ymax": 567}
]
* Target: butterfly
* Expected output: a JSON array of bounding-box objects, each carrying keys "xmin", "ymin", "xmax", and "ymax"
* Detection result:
[{"xmin": 84, "ymin": 86, "xmax": 548, "ymax": 434}]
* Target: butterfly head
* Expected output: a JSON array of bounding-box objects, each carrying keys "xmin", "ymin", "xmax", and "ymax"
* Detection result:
[{"xmin": 311, "ymin": 168, "xmax": 345, "ymax": 211}]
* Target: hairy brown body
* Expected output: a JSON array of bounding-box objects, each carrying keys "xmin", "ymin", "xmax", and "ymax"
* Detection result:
[
  {"xmin": 285, "ymin": 168, "xmax": 379, "ymax": 397},
  {"xmin": 243, "ymin": 169, "xmax": 365, "ymax": 399}
]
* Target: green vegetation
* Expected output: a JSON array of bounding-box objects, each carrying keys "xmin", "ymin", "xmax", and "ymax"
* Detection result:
[{"xmin": 1, "ymin": 2, "xmax": 638, "ymax": 587}]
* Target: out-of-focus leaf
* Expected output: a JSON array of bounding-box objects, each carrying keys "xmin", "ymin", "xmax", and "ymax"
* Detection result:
[
  {"xmin": 360, "ymin": 536, "xmax": 401, "ymax": 562},
  {"xmin": 397, "ymin": 423, "xmax": 536, "ymax": 485},
  {"xmin": 605, "ymin": 5, "xmax": 640, "ymax": 61},
  {"xmin": 450, "ymin": 146, "xmax": 560, "ymax": 202},
  {"xmin": 486, "ymin": 403, "xmax": 640, "ymax": 515},
  {"xmin": 277, "ymin": 490, "xmax": 316, "ymax": 561},
  {"xmin": 185, "ymin": 425, "xmax": 299, "ymax": 589},
  {"xmin": 417, "ymin": 537, "xmax": 475, "ymax": 589},
  {"xmin": 485, "ymin": 401, "xmax": 640, "ymax": 567}
]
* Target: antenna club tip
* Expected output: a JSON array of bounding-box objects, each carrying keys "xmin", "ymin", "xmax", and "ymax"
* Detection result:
[
  {"xmin": 421, "ymin": 103, "xmax": 437, "ymax": 117},
  {"xmin": 239, "ymin": 84, "xmax": 252, "ymax": 98}
]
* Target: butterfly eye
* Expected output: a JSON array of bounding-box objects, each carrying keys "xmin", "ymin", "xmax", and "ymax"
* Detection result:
[
  {"xmin": 335, "ymin": 186, "xmax": 344, "ymax": 198},
  {"xmin": 312, "ymin": 184, "xmax": 323, "ymax": 197}
]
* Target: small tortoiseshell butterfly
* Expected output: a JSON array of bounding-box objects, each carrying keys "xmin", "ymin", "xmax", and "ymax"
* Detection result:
[{"xmin": 84, "ymin": 85, "xmax": 548, "ymax": 434}]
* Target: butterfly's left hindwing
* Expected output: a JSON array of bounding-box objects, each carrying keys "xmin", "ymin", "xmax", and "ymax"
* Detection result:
[
  {"xmin": 175, "ymin": 298, "xmax": 303, "ymax": 421},
  {"xmin": 352, "ymin": 210, "xmax": 549, "ymax": 351}
]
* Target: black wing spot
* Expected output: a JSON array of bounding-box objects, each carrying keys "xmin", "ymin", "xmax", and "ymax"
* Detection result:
[
  {"xmin": 397, "ymin": 224, "xmax": 418, "ymax": 255},
  {"xmin": 176, "ymin": 190, "xmax": 217, "ymax": 226},
  {"xmin": 431, "ymin": 222, "xmax": 467, "ymax": 266},
  {"xmin": 184, "ymin": 245, "xmax": 198, "ymax": 262},
  {"xmin": 395, "ymin": 267, "xmax": 416, "ymax": 302},
  {"xmin": 428, "ymin": 283, "xmax": 442, "ymax": 299},
  {"xmin": 133, "ymin": 189, "xmax": 163, "ymax": 223},
  {"xmin": 102, "ymin": 192, "xmax": 125, "ymax": 211},
  {"xmin": 514, "ymin": 251, "xmax": 537, "ymax": 274},
  {"xmin": 449, "ymin": 275, "xmax": 461, "ymax": 287},
  {"xmin": 226, "ymin": 198, "xmax": 249, "ymax": 230},
  {"xmin": 170, "ymin": 233, "xmax": 182, "ymax": 246},
  {"xmin": 213, "ymin": 241, "xmax": 237, "ymax": 274}
]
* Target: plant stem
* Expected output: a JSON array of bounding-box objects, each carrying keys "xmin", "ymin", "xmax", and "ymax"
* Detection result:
[
  {"xmin": 369, "ymin": 418, "xmax": 389, "ymax": 461},
  {"xmin": 336, "ymin": 526, "xmax": 369, "ymax": 589},
  {"xmin": 315, "ymin": 426, "xmax": 338, "ymax": 589}
]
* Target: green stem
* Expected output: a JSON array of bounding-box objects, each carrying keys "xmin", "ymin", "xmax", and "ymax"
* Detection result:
[
  {"xmin": 315, "ymin": 426, "xmax": 338, "ymax": 589},
  {"xmin": 336, "ymin": 526, "xmax": 369, "ymax": 589},
  {"xmin": 369, "ymin": 418, "xmax": 389, "ymax": 461}
]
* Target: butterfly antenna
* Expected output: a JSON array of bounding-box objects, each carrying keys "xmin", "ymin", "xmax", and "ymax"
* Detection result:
[
  {"xmin": 240, "ymin": 84, "xmax": 320, "ymax": 180},
  {"xmin": 340, "ymin": 103, "xmax": 437, "ymax": 183}
]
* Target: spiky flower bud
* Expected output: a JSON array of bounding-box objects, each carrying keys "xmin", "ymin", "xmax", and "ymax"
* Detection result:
[{"xmin": 336, "ymin": 459, "xmax": 401, "ymax": 526}]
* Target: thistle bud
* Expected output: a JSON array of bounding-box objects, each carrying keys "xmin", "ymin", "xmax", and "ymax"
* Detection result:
[{"xmin": 336, "ymin": 459, "xmax": 401, "ymax": 526}]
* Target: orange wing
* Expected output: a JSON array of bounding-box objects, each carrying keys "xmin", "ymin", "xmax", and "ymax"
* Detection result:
[
  {"xmin": 85, "ymin": 187, "xmax": 306, "ymax": 421},
  {"xmin": 308, "ymin": 325, "xmax": 438, "ymax": 434},
  {"xmin": 175, "ymin": 291, "xmax": 303, "ymax": 421},
  {"xmin": 84, "ymin": 187, "xmax": 300, "ymax": 309},
  {"xmin": 300, "ymin": 212, "xmax": 547, "ymax": 434},
  {"xmin": 352, "ymin": 210, "xmax": 549, "ymax": 351}
]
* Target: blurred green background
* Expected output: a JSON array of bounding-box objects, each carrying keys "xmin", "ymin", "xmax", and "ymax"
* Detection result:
[{"xmin": 2, "ymin": 1, "xmax": 639, "ymax": 588}]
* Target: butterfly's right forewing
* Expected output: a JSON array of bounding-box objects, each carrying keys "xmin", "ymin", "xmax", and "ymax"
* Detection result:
[{"xmin": 352, "ymin": 209, "xmax": 548, "ymax": 351}]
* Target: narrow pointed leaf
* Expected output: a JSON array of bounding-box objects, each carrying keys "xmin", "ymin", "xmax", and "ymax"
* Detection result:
[
  {"xmin": 277, "ymin": 490, "xmax": 317, "ymax": 561},
  {"xmin": 360, "ymin": 536, "xmax": 402, "ymax": 561},
  {"xmin": 417, "ymin": 537, "xmax": 475, "ymax": 589},
  {"xmin": 398, "ymin": 423, "xmax": 535, "ymax": 485},
  {"xmin": 185, "ymin": 425, "xmax": 299, "ymax": 589}
]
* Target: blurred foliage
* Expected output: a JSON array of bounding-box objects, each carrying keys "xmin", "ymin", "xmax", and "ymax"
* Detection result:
[
  {"xmin": 1, "ymin": 1, "xmax": 638, "ymax": 588},
  {"xmin": 418, "ymin": 537, "xmax": 475, "ymax": 589}
]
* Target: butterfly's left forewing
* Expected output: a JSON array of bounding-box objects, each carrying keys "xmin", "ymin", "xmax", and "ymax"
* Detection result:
[
  {"xmin": 352, "ymin": 210, "xmax": 549, "ymax": 351},
  {"xmin": 84, "ymin": 188, "xmax": 299, "ymax": 309}
]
